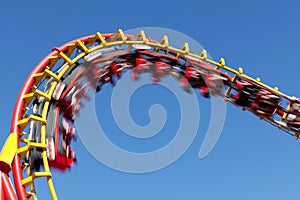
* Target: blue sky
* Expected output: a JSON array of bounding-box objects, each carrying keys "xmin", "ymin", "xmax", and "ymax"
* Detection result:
[{"xmin": 1, "ymin": 0, "xmax": 300, "ymax": 199}]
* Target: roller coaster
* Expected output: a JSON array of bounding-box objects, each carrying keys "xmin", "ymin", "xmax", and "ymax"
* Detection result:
[{"xmin": 0, "ymin": 29, "xmax": 299, "ymax": 199}]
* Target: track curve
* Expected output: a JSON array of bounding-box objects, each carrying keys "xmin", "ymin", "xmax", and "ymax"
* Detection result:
[{"xmin": 0, "ymin": 29, "xmax": 299, "ymax": 200}]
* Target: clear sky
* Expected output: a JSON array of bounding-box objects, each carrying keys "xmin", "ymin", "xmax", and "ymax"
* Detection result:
[{"xmin": 1, "ymin": 0, "xmax": 300, "ymax": 199}]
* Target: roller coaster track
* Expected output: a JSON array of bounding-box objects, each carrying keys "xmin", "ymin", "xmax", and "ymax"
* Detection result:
[{"xmin": 0, "ymin": 29, "xmax": 298, "ymax": 200}]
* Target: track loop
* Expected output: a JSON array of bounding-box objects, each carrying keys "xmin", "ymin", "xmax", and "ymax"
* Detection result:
[{"xmin": 0, "ymin": 29, "xmax": 299, "ymax": 199}]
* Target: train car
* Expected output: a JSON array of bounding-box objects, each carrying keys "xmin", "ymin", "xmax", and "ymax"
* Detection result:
[
  {"xmin": 27, "ymin": 97, "xmax": 45, "ymax": 171},
  {"xmin": 46, "ymin": 105, "xmax": 76, "ymax": 171}
]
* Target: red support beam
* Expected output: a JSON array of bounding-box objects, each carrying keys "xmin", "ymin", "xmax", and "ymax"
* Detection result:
[
  {"xmin": 2, "ymin": 172, "xmax": 16, "ymax": 200},
  {"xmin": 1, "ymin": 172, "xmax": 17, "ymax": 200},
  {"xmin": 0, "ymin": 172, "xmax": 3, "ymax": 200}
]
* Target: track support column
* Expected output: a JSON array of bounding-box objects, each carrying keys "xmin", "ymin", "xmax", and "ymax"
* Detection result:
[
  {"xmin": 0, "ymin": 134, "xmax": 18, "ymax": 173},
  {"xmin": 1, "ymin": 172, "xmax": 17, "ymax": 200}
]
